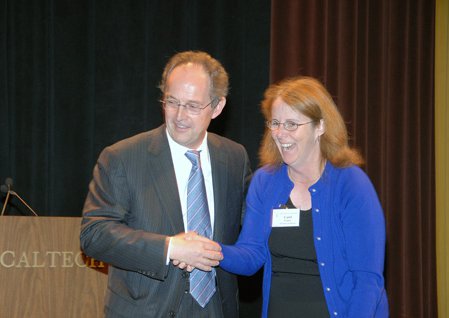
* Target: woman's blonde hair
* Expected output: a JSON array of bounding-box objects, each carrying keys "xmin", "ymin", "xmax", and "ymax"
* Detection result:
[{"xmin": 259, "ymin": 76, "xmax": 364, "ymax": 168}]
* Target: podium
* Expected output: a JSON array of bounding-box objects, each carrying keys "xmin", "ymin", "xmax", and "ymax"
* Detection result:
[{"xmin": 0, "ymin": 216, "xmax": 108, "ymax": 318}]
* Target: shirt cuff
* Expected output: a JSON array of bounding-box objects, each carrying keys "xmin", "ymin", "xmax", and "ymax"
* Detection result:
[{"xmin": 166, "ymin": 236, "xmax": 172, "ymax": 265}]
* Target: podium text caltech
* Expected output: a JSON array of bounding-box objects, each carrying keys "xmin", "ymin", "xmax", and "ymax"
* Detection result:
[{"xmin": 0, "ymin": 216, "xmax": 108, "ymax": 318}]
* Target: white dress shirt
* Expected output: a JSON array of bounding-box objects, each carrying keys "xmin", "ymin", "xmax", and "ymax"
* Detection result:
[
  {"xmin": 165, "ymin": 129, "xmax": 216, "ymax": 264},
  {"xmin": 166, "ymin": 129, "xmax": 215, "ymax": 231}
]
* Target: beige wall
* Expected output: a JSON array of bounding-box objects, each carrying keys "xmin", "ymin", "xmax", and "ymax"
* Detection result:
[{"xmin": 436, "ymin": 0, "xmax": 449, "ymax": 316}]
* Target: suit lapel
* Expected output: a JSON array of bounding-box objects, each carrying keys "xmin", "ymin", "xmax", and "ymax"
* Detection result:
[
  {"xmin": 146, "ymin": 125, "xmax": 185, "ymax": 233},
  {"xmin": 208, "ymin": 134, "xmax": 228, "ymax": 241}
]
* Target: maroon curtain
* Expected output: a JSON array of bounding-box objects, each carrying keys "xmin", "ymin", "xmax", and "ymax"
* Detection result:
[{"xmin": 270, "ymin": 1, "xmax": 436, "ymax": 317}]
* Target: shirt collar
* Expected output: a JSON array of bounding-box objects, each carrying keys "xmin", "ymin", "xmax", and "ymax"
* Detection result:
[{"xmin": 165, "ymin": 129, "xmax": 209, "ymax": 155}]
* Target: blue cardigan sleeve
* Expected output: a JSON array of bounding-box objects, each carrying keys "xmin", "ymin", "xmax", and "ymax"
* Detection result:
[
  {"xmin": 337, "ymin": 167, "xmax": 387, "ymax": 317},
  {"xmin": 220, "ymin": 169, "xmax": 272, "ymax": 276}
]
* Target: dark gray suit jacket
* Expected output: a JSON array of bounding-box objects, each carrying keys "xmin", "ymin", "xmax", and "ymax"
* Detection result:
[{"xmin": 80, "ymin": 125, "xmax": 251, "ymax": 317}]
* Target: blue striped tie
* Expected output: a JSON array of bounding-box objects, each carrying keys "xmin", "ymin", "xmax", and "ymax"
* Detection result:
[{"xmin": 185, "ymin": 150, "xmax": 216, "ymax": 308}]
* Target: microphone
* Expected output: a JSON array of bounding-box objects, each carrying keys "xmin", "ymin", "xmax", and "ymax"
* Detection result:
[{"xmin": 1, "ymin": 178, "xmax": 38, "ymax": 216}]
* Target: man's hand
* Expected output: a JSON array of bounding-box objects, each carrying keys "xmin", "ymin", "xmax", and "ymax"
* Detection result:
[{"xmin": 169, "ymin": 232, "xmax": 222, "ymax": 272}]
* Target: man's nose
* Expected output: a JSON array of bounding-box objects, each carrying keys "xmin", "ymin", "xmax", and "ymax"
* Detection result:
[{"xmin": 175, "ymin": 105, "xmax": 188, "ymax": 120}]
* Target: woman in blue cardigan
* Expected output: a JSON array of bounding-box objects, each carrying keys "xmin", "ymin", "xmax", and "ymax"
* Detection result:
[{"xmin": 220, "ymin": 76, "xmax": 388, "ymax": 317}]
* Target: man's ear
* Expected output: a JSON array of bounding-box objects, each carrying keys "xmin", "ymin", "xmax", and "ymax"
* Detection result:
[{"xmin": 211, "ymin": 97, "xmax": 226, "ymax": 119}]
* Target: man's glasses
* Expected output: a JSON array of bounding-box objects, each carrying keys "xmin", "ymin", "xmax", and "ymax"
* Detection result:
[
  {"xmin": 266, "ymin": 119, "xmax": 314, "ymax": 131},
  {"xmin": 161, "ymin": 97, "xmax": 216, "ymax": 115}
]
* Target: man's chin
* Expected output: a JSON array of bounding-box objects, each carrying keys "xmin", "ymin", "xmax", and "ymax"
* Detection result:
[{"xmin": 172, "ymin": 134, "xmax": 193, "ymax": 148}]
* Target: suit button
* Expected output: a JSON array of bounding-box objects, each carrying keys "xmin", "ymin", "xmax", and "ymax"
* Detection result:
[
  {"xmin": 182, "ymin": 272, "xmax": 189, "ymax": 278},
  {"xmin": 169, "ymin": 311, "xmax": 176, "ymax": 317}
]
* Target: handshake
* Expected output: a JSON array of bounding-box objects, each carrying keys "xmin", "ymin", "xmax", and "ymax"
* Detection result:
[{"xmin": 169, "ymin": 231, "xmax": 223, "ymax": 272}]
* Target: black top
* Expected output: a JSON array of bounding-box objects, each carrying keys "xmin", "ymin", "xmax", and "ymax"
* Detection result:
[{"xmin": 268, "ymin": 198, "xmax": 329, "ymax": 317}]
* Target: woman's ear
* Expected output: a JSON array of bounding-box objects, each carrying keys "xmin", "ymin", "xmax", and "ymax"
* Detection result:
[
  {"xmin": 317, "ymin": 119, "xmax": 325, "ymax": 135},
  {"xmin": 315, "ymin": 119, "xmax": 325, "ymax": 143}
]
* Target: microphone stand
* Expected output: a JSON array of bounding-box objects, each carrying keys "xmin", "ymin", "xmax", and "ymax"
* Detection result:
[
  {"xmin": 9, "ymin": 190, "xmax": 38, "ymax": 216},
  {"xmin": 1, "ymin": 184, "xmax": 38, "ymax": 216},
  {"xmin": 1, "ymin": 187, "xmax": 11, "ymax": 216}
]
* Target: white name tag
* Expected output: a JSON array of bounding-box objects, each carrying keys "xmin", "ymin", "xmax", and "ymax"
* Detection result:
[{"xmin": 272, "ymin": 208, "xmax": 300, "ymax": 227}]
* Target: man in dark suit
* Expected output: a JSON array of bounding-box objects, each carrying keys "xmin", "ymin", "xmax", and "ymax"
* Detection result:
[{"xmin": 80, "ymin": 51, "xmax": 251, "ymax": 317}]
